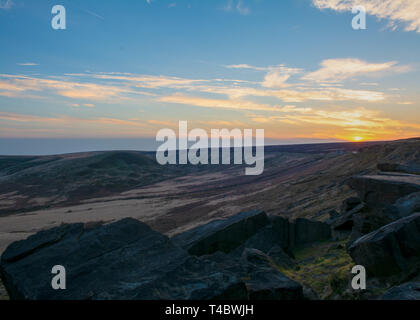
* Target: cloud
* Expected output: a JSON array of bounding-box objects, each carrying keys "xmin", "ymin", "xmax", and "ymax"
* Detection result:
[
  {"xmin": 17, "ymin": 63, "xmax": 39, "ymax": 66},
  {"xmin": 159, "ymin": 94, "xmax": 283, "ymax": 112},
  {"xmin": 223, "ymin": 0, "xmax": 250, "ymax": 15},
  {"xmin": 159, "ymin": 93, "xmax": 318, "ymax": 113},
  {"xmin": 89, "ymin": 73, "xmax": 207, "ymax": 89},
  {"xmin": 0, "ymin": 112, "xmax": 156, "ymax": 138},
  {"xmin": 0, "ymin": 74, "xmax": 144, "ymax": 101},
  {"xmin": 83, "ymin": 9, "xmax": 105, "ymax": 20},
  {"xmin": 247, "ymin": 106, "xmax": 420, "ymax": 141},
  {"xmin": 0, "ymin": 0, "xmax": 14, "ymax": 10},
  {"xmin": 302, "ymin": 58, "xmax": 398, "ymax": 83},
  {"xmin": 226, "ymin": 64, "xmax": 267, "ymax": 71},
  {"xmin": 312, "ymin": 0, "xmax": 420, "ymax": 33},
  {"xmin": 398, "ymin": 101, "xmax": 413, "ymax": 105},
  {"xmin": 190, "ymin": 83, "xmax": 386, "ymax": 102}
]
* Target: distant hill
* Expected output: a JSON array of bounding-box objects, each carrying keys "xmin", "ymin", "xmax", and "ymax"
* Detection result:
[{"xmin": 0, "ymin": 139, "xmax": 419, "ymax": 217}]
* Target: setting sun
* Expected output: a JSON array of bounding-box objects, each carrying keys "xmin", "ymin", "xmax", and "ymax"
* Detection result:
[{"xmin": 353, "ymin": 136, "xmax": 364, "ymax": 142}]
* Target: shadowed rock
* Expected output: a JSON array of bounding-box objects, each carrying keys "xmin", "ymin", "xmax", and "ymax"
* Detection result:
[
  {"xmin": 341, "ymin": 197, "xmax": 362, "ymax": 214},
  {"xmin": 331, "ymin": 203, "xmax": 365, "ymax": 231},
  {"xmin": 241, "ymin": 248, "xmax": 303, "ymax": 300},
  {"xmin": 230, "ymin": 224, "xmax": 287, "ymax": 257},
  {"xmin": 381, "ymin": 282, "xmax": 420, "ymax": 300},
  {"xmin": 292, "ymin": 218, "xmax": 332, "ymax": 246},
  {"xmin": 172, "ymin": 210, "xmax": 269, "ymax": 256},
  {"xmin": 348, "ymin": 213, "xmax": 420, "ymax": 278},
  {"xmin": 385, "ymin": 191, "xmax": 420, "ymax": 220},
  {"xmin": 348, "ymin": 175, "xmax": 420, "ymax": 209},
  {"xmin": 0, "ymin": 218, "xmax": 247, "ymax": 300},
  {"xmin": 267, "ymin": 246, "xmax": 296, "ymax": 269},
  {"xmin": 378, "ymin": 163, "xmax": 420, "ymax": 176}
]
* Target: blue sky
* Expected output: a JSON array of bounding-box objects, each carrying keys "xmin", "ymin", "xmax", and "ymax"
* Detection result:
[{"xmin": 0, "ymin": 0, "xmax": 419, "ymax": 154}]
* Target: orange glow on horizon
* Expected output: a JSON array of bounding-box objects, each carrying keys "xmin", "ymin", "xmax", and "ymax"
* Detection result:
[{"xmin": 352, "ymin": 136, "xmax": 364, "ymax": 142}]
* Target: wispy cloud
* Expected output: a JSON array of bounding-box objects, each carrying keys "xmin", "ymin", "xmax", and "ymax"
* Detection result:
[
  {"xmin": 0, "ymin": 74, "xmax": 144, "ymax": 101},
  {"xmin": 312, "ymin": 0, "xmax": 420, "ymax": 33},
  {"xmin": 0, "ymin": 0, "xmax": 14, "ymax": 10},
  {"xmin": 159, "ymin": 94, "xmax": 284, "ymax": 112},
  {"xmin": 17, "ymin": 63, "xmax": 40, "ymax": 66},
  {"xmin": 248, "ymin": 107, "xmax": 420, "ymax": 141},
  {"xmin": 302, "ymin": 58, "xmax": 400, "ymax": 83},
  {"xmin": 223, "ymin": 0, "xmax": 250, "ymax": 15},
  {"xmin": 83, "ymin": 9, "xmax": 105, "ymax": 20}
]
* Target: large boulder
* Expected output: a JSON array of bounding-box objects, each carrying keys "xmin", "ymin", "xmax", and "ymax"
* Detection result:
[
  {"xmin": 331, "ymin": 203, "xmax": 365, "ymax": 231},
  {"xmin": 172, "ymin": 210, "xmax": 269, "ymax": 256},
  {"xmin": 292, "ymin": 218, "xmax": 331, "ymax": 246},
  {"xmin": 230, "ymin": 216, "xmax": 292, "ymax": 257},
  {"xmin": 348, "ymin": 175, "xmax": 420, "ymax": 209},
  {"xmin": 230, "ymin": 225, "xmax": 286, "ymax": 257},
  {"xmin": 270, "ymin": 216, "xmax": 291, "ymax": 247},
  {"xmin": 230, "ymin": 215, "xmax": 330, "ymax": 258},
  {"xmin": 241, "ymin": 249, "xmax": 303, "ymax": 300},
  {"xmin": 267, "ymin": 246, "xmax": 296, "ymax": 269},
  {"xmin": 341, "ymin": 197, "xmax": 362, "ymax": 214},
  {"xmin": 0, "ymin": 218, "xmax": 247, "ymax": 300},
  {"xmin": 378, "ymin": 163, "xmax": 420, "ymax": 176},
  {"xmin": 348, "ymin": 213, "xmax": 420, "ymax": 278},
  {"xmin": 133, "ymin": 255, "xmax": 248, "ymax": 300},
  {"xmin": 385, "ymin": 191, "xmax": 420, "ymax": 220},
  {"xmin": 380, "ymin": 282, "xmax": 420, "ymax": 300}
]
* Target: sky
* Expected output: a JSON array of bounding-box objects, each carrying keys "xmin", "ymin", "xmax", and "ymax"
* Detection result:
[{"xmin": 0, "ymin": 0, "xmax": 419, "ymax": 154}]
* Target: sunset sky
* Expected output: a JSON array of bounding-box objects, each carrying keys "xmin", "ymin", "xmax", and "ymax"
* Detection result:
[{"xmin": 1, "ymin": 0, "xmax": 419, "ymax": 154}]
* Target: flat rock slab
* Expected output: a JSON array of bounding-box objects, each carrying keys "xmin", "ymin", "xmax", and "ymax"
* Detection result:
[
  {"xmin": 172, "ymin": 210, "xmax": 269, "ymax": 256},
  {"xmin": 348, "ymin": 175, "xmax": 420, "ymax": 208},
  {"xmin": 378, "ymin": 163, "xmax": 420, "ymax": 176},
  {"xmin": 0, "ymin": 218, "xmax": 245, "ymax": 300},
  {"xmin": 348, "ymin": 212, "xmax": 420, "ymax": 278}
]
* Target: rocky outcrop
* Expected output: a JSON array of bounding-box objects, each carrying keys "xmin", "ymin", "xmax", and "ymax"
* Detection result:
[
  {"xmin": 173, "ymin": 211, "xmax": 331, "ymax": 257},
  {"xmin": 348, "ymin": 175, "xmax": 420, "ymax": 209},
  {"xmin": 0, "ymin": 209, "xmax": 332, "ymax": 300},
  {"xmin": 347, "ymin": 213, "xmax": 420, "ymax": 278},
  {"xmin": 378, "ymin": 163, "xmax": 420, "ymax": 176},
  {"xmin": 267, "ymin": 246, "xmax": 296, "ymax": 269},
  {"xmin": 241, "ymin": 249, "xmax": 303, "ymax": 300},
  {"xmin": 0, "ymin": 218, "xmax": 247, "ymax": 300},
  {"xmin": 133, "ymin": 255, "xmax": 248, "ymax": 300},
  {"xmin": 230, "ymin": 216, "xmax": 291, "ymax": 256},
  {"xmin": 172, "ymin": 210, "xmax": 270, "ymax": 256},
  {"xmin": 292, "ymin": 218, "xmax": 332, "ymax": 246},
  {"xmin": 340, "ymin": 197, "xmax": 362, "ymax": 214},
  {"xmin": 331, "ymin": 203, "xmax": 364, "ymax": 231},
  {"xmin": 344, "ymin": 174, "xmax": 420, "ymax": 242},
  {"xmin": 380, "ymin": 282, "xmax": 420, "ymax": 300},
  {"xmin": 385, "ymin": 191, "xmax": 420, "ymax": 220}
]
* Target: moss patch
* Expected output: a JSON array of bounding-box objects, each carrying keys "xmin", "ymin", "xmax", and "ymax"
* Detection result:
[{"xmin": 274, "ymin": 240, "xmax": 355, "ymax": 299}]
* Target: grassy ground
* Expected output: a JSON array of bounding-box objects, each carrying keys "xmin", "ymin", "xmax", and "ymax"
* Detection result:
[{"xmin": 275, "ymin": 240, "xmax": 357, "ymax": 299}]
